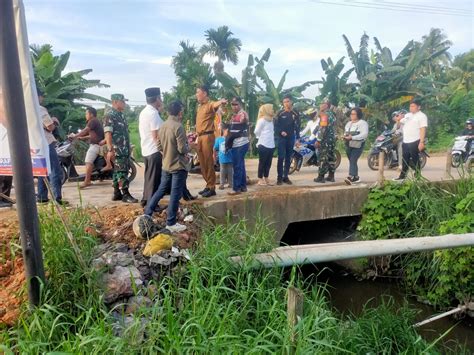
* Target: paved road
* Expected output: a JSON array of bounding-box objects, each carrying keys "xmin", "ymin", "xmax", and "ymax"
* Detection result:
[{"xmin": 50, "ymin": 153, "xmax": 457, "ymax": 208}]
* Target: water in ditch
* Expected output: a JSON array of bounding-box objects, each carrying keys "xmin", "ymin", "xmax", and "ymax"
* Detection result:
[{"xmin": 281, "ymin": 217, "xmax": 474, "ymax": 351}]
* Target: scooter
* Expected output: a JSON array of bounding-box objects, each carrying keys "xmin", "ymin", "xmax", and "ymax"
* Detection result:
[
  {"xmin": 289, "ymin": 136, "xmax": 342, "ymax": 175},
  {"xmin": 464, "ymin": 141, "xmax": 474, "ymax": 173},
  {"xmin": 451, "ymin": 136, "xmax": 471, "ymax": 167},
  {"xmin": 186, "ymin": 132, "xmax": 220, "ymax": 174},
  {"xmin": 57, "ymin": 139, "xmax": 139, "ymax": 185},
  {"xmin": 367, "ymin": 130, "xmax": 428, "ymax": 171}
]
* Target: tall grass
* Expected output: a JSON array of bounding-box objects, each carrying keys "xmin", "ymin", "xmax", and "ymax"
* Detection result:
[{"xmin": 1, "ymin": 210, "xmax": 448, "ymax": 353}]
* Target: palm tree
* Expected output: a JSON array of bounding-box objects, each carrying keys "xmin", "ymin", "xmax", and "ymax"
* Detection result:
[
  {"xmin": 420, "ymin": 28, "xmax": 452, "ymax": 78},
  {"xmin": 201, "ymin": 26, "xmax": 242, "ymax": 74}
]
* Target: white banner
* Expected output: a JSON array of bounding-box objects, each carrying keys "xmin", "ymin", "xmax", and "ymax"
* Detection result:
[{"xmin": 0, "ymin": 0, "xmax": 49, "ymax": 176}]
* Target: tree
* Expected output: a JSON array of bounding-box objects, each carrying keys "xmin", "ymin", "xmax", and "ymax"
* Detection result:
[
  {"xmin": 171, "ymin": 41, "xmax": 216, "ymax": 125},
  {"xmin": 31, "ymin": 44, "xmax": 110, "ymax": 131},
  {"xmin": 201, "ymin": 26, "xmax": 242, "ymax": 74}
]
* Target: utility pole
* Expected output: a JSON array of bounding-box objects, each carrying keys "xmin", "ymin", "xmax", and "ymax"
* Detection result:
[{"xmin": 0, "ymin": 0, "xmax": 45, "ymax": 306}]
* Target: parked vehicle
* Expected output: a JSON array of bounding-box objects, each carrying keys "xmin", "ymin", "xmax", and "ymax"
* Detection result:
[
  {"xmin": 289, "ymin": 136, "xmax": 341, "ymax": 175},
  {"xmin": 367, "ymin": 129, "xmax": 428, "ymax": 171},
  {"xmin": 451, "ymin": 136, "xmax": 471, "ymax": 167},
  {"xmin": 56, "ymin": 139, "xmax": 139, "ymax": 185},
  {"xmin": 186, "ymin": 132, "xmax": 220, "ymax": 174},
  {"xmin": 464, "ymin": 140, "xmax": 474, "ymax": 173}
]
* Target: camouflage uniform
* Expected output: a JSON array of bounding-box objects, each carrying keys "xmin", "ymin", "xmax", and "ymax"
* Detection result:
[
  {"xmin": 318, "ymin": 110, "xmax": 337, "ymax": 176},
  {"xmin": 103, "ymin": 101, "xmax": 131, "ymax": 190}
]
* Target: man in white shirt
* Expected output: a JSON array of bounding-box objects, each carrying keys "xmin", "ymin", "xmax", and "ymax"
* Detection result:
[
  {"xmin": 139, "ymin": 87, "xmax": 164, "ymax": 207},
  {"xmin": 394, "ymin": 99, "xmax": 428, "ymax": 181}
]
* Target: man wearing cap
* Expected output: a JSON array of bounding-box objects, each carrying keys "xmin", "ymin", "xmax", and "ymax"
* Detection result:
[
  {"xmin": 195, "ymin": 85, "xmax": 227, "ymax": 198},
  {"xmin": 103, "ymin": 93, "xmax": 138, "ymax": 203},
  {"xmin": 139, "ymin": 87, "xmax": 164, "ymax": 207}
]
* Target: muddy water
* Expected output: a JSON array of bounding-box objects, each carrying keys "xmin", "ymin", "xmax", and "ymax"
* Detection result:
[{"xmin": 317, "ymin": 265, "xmax": 474, "ymax": 351}]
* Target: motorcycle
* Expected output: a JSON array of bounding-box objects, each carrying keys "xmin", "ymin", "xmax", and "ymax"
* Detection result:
[
  {"xmin": 288, "ymin": 136, "xmax": 342, "ymax": 175},
  {"xmin": 451, "ymin": 136, "xmax": 471, "ymax": 167},
  {"xmin": 57, "ymin": 139, "xmax": 139, "ymax": 185},
  {"xmin": 186, "ymin": 132, "xmax": 220, "ymax": 174},
  {"xmin": 367, "ymin": 129, "xmax": 428, "ymax": 171}
]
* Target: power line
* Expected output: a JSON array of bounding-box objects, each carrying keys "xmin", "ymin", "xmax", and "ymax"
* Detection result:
[{"xmin": 308, "ymin": 0, "xmax": 472, "ymax": 17}]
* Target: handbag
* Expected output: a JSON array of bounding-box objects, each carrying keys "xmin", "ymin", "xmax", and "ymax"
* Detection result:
[{"xmin": 348, "ymin": 140, "xmax": 363, "ymax": 148}]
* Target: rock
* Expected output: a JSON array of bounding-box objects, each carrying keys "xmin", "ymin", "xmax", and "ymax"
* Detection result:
[
  {"xmin": 94, "ymin": 242, "xmax": 128, "ymax": 257},
  {"xmin": 133, "ymin": 253, "xmax": 152, "ymax": 281},
  {"xmin": 125, "ymin": 296, "xmax": 153, "ymax": 314},
  {"xmin": 109, "ymin": 299, "xmax": 128, "ymax": 314},
  {"xmin": 92, "ymin": 251, "xmax": 135, "ymax": 271},
  {"xmin": 183, "ymin": 215, "xmax": 194, "ymax": 223},
  {"xmin": 149, "ymin": 254, "xmax": 176, "ymax": 267},
  {"xmin": 103, "ymin": 265, "xmax": 143, "ymax": 304},
  {"xmin": 133, "ymin": 215, "xmax": 158, "ymax": 239}
]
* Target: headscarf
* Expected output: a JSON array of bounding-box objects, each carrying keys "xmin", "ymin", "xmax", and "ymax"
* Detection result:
[{"xmin": 257, "ymin": 103, "xmax": 274, "ymax": 122}]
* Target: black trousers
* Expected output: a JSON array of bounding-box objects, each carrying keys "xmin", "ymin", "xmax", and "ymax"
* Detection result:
[
  {"xmin": 258, "ymin": 145, "xmax": 274, "ymax": 178},
  {"xmin": 400, "ymin": 140, "xmax": 421, "ymax": 178},
  {"xmin": 142, "ymin": 151, "xmax": 162, "ymax": 203},
  {"xmin": 0, "ymin": 176, "xmax": 13, "ymax": 201}
]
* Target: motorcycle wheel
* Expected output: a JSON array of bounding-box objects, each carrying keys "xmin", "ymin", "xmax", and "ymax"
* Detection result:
[
  {"xmin": 288, "ymin": 156, "xmax": 299, "ymax": 175},
  {"xmin": 60, "ymin": 165, "xmax": 68, "ymax": 185},
  {"xmin": 335, "ymin": 150, "xmax": 342, "ymax": 169},
  {"xmin": 419, "ymin": 152, "xmax": 427, "ymax": 169},
  {"xmin": 367, "ymin": 153, "xmax": 379, "ymax": 171},
  {"xmin": 451, "ymin": 153, "xmax": 462, "ymax": 168},
  {"xmin": 128, "ymin": 161, "xmax": 137, "ymax": 183}
]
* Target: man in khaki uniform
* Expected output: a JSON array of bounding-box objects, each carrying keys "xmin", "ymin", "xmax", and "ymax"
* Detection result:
[{"xmin": 195, "ymin": 85, "xmax": 227, "ymax": 198}]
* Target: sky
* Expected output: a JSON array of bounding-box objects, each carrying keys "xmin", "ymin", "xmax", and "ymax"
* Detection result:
[{"xmin": 23, "ymin": 0, "xmax": 473, "ymax": 107}]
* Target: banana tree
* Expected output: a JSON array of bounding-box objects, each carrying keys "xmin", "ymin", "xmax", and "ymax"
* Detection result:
[{"xmin": 31, "ymin": 44, "xmax": 110, "ymax": 130}]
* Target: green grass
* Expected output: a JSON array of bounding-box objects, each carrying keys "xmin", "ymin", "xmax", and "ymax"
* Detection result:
[
  {"xmin": 0, "ymin": 209, "xmax": 453, "ymax": 354},
  {"xmin": 128, "ymin": 120, "xmax": 142, "ymax": 161}
]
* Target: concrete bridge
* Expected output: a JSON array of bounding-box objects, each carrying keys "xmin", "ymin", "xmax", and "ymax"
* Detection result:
[{"xmin": 198, "ymin": 184, "xmax": 370, "ymax": 240}]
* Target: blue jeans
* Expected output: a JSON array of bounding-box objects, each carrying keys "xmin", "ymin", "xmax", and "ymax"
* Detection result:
[
  {"xmin": 231, "ymin": 143, "xmax": 249, "ymax": 192},
  {"xmin": 145, "ymin": 170, "xmax": 187, "ymax": 226},
  {"xmin": 277, "ymin": 136, "xmax": 294, "ymax": 180},
  {"xmin": 37, "ymin": 142, "xmax": 62, "ymax": 201}
]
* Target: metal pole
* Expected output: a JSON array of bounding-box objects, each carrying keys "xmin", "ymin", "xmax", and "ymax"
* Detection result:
[
  {"xmin": 0, "ymin": 0, "xmax": 45, "ymax": 306},
  {"xmin": 231, "ymin": 234, "xmax": 474, "ymax": 268}
]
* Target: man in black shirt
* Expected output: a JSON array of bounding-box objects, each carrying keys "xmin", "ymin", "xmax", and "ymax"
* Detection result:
[{"xmin": 275, "ymin": 95, "xmax": 300, "ymax": 185}]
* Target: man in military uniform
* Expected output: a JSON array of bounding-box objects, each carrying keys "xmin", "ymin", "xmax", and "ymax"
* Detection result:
[
  {"xmin": 103, "ymin": 93, "xmax": 138, "ymax": 203},
  {"xmin": 314, "ymin": 100, "xmax": 337, "ymax": 183}
]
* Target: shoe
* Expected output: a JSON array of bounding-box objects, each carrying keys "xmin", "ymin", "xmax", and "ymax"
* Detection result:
[
  {"xmin": 79, "ymin": 182, "xmax": 92, "ymax": 189},
  {"xmin": 276, "ymin": 179, "xmax": 283, "ymax": 186},
  {"xmin": 166, "ymin": 223, "xmax": 187, "ymax": 233},
  {"xmin": 183, "ymin": 194, "xmax": 198, "ymax": 201},
  {"xmin": 112, "ymin": 187, "xmax": 123, "ymax": 201},
  {"xmin": 201, "ymin": 189, "xmax": 216, "ymax": 198},
  {"xmin": 140, "ymin": 200, "xmax": 147, "ymax": 208},
  {"xmin": 121, "ymin": 189, "xmax": 138, "ymax": 203},
  {"xmin": 314, "ymin": 176, "xmax": 325, "ymax": 183},
  {"xmin": 228, "ymin": 191, "xmax": 241, "ymax": 196},
  {"xmin": 257, "ymin": 180, "xmax": 267, "ymax": 186},
  {"xmin": 219, "ymin": 185, "xmax": 226, "ymax": 190},
  {"xmin": 393, "ymin": 176, "xmax": 405, "ymax": 182},
  {"xmin": 351, "ymin": 176, "xmax": 361, "ymax": 184},
  {"xmin": 198, "ymin": 188, "xmax": 209, "ymax": 195},
  {"xmin": 265, "ymin": 178, "xmax": 273, "ymax": 186},
  {"xmin": 325, "ymin": 172, "xmax": 335, "ymax": 182},
  {"xmin": 241, "ymin": 187, "xmax": 248, "ymax": 192},
  {"xmin": 56, "ymin": 199, "xmax": 69, "ymax": 206},
  {"xmin": 344, "ymin": 176, "xmax": 353, "ymax": 185},
  {"xmin": 282, "ymin": 178, "xmax": 293, "ymax": 185},
  {"xmin": 37, "ymin": 198, "xmax": 50, "ymax": 204}
]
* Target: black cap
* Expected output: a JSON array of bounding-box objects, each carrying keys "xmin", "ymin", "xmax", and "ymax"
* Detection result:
[{"xmin": 145, "ymin": 87, "xmax": 161, "ymax": 98}]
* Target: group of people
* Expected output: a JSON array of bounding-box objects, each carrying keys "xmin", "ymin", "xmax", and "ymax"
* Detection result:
[{"xmin": 0, "ymin": 85, "xmax": 433, "ymax": 233}]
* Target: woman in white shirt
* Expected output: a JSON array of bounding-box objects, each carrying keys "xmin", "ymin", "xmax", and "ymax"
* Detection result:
[
  {"xmin": 343, "ymin": 107, "xmax": 369, "ymax": 185},
  {"xmin": 254, "ymin": 104, "xmax": 275, "ymax": 186}
]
